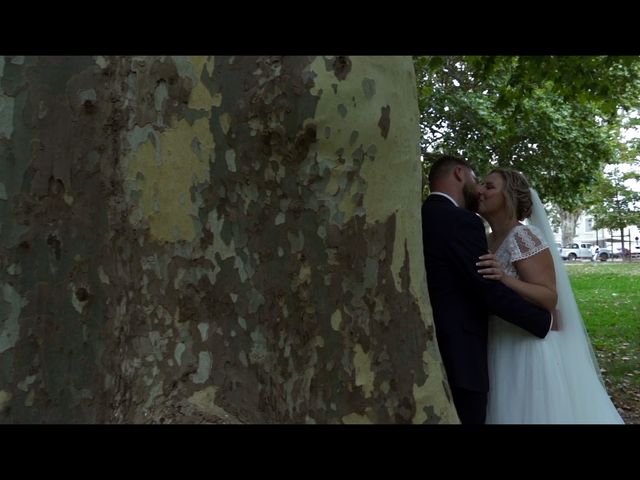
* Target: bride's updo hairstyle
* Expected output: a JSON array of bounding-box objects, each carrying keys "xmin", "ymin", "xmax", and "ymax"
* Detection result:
[{"xmin": 489, "ymin": 168, "xmax": 532, "ymax": 221}]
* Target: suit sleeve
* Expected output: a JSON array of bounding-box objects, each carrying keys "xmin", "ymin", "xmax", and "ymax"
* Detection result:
[{"xmin": 448, "ymin": 213, "xmax": 552, "ymax": 338}]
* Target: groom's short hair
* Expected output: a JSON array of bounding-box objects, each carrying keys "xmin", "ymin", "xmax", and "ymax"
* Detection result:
[{"xmin": 428, "ymin": 154, "xmax": 475, "ymax": 188}]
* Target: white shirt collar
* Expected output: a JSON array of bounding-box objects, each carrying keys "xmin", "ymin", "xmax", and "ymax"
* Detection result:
[{"xmin": 430, "ymin": 191, "xmax": 459, "ymax": 207}]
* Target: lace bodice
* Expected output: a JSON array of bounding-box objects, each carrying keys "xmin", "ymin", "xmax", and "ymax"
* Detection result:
[{"xmin": 493, "ymin": 224, "xmax": 549, "ymax": 279}]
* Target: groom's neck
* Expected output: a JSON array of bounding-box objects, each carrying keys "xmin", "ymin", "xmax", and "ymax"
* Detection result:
[{"xmin": 431, "ymin": 186, "xmax": 466, "ymax": 209}]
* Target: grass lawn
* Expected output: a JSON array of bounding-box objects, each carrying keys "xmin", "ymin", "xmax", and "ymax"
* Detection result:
[{"xmin": 565, "ymin": 260, "xmax": 640, "ymax": 423}]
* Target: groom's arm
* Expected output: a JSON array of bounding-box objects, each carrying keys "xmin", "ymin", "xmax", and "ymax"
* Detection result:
[{"xmin": 448, "ymin": 213, "xmax": 553, "ymax": 338}]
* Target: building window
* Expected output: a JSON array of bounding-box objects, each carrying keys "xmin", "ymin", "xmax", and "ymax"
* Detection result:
[{"xmin": 585, "ymin": 217, "xmax": 594, "ymax": 232}]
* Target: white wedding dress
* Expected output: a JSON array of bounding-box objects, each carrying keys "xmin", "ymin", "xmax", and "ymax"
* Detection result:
[{"xmin": 485, "ymin": 191, "xmax": 624, "ymax": 424}]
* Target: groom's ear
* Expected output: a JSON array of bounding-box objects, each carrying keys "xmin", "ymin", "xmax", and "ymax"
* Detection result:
[{"xmin": 453, "ymin": 166, "xmax": 465, "ymax": 183}]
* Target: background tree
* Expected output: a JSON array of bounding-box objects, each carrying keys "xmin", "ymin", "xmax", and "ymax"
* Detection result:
[
  {"xmin": 414, "ymin": 56, "xmax": 640, "ymax": 214},
  {"xmin": 589, "ymin": 167, "xmax": 640, "ymax": 255},
  {"xmin": 0, "ymin": 56, "xmax": 457, "ymax": 424}
]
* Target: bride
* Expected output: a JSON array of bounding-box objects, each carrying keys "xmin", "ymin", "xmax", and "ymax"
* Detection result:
[{"xmin": 476, "ymin": 168, "xmax": 624, "ymax": 424}]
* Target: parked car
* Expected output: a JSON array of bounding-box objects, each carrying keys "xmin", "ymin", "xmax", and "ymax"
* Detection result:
[
  {"xmin": 613, "ymin": 247, "xmax": 631, "ymax": 259},
  {"xmin": 561, "ymin": 243, "xmax": 611, "ymax": 261},
  {"xmin": 560, "ymin": 243, "xmax": 594, "ymax": 261}
]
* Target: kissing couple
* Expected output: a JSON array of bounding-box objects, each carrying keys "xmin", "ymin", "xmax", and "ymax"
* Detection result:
[{"xmin": 421, "ymin": 155, "xmax": 624, "ymax": 424}]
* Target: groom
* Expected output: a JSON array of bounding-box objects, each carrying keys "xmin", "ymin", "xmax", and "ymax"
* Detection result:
[{"xmin": 422, "ymin": 155, "xmax": 553, "ymax": 424}]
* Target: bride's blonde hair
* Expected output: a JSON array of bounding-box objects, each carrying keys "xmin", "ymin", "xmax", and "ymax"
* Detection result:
[{"xmin": 489, "ymin": 168, "xmax": 532, "ymax": 221}]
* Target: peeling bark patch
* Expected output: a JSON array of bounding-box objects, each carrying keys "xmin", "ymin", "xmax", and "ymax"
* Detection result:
[
  {"xmin": 75, "ymin": 287, "xmax": 89, "ymax": 302},
  {"xmin": 287, "ymin": 230, "xmax": 304, "ymax": 253},
  {"xmin": 7, "ymin": 263, "xmax": 21, "ymax": 275},
  {"xmin": 341, "ymin": 412, "xmax": 372, "ymax": 424},
  {"xmin": 188, "ymin": 386, "xmax": 241, "ymax": 423},
  {"xmin": 70, "ymin": 283, "xmax": 89, "ymax": 314},
  {"xmin": 154, "ymin": 81, "xmax": 169, "ymax": 117},
  {"xmin": 378, "ymin": 105, "xmax": 391, "ymax": 139},
  {"xmin": 225, "ymin": 149, "xmax": 236, "ymax": 172},
  {"xmin": 353, "ymin": 344, "xmax": 374, "ymax": 398},
  {"xmin": 183, "ymin": 56, "xmax": 218, "ymax": 111},
  {"xmin": 332, "ymin": 56, "xmax": 352, "ymax": 81},
  {"xmin": 361, "ymin": 78, "xmax": 375, "ymax": 100},
  {"xmin": 197, "ymin": 323, "xmax": 209, "ymax": 341},
  {"xmin": 0, "ymin": 95, "xmax": 15, "ymax": 139},
  {"xmin": 193, "ymin": 352, "xmax": 212, "ymax": 384},
  {"xmin": 412, "ymin": 351, "xmax": 459, "ymax": 424},
  {"xmin": 174, "ymin": 343, "xmax": 186, "ymax": 366},
  {"xmin": 330, "ymin": 309, "xmax": 342, "ymax": 331},
  {"xmin": 123, "ymin": 116, "xmax": 213, "ymax": 242},
  {"xmin": 0, "ymin": 390, "xmax": 11, "ymax": 413},
  {"xmin": 0, "ymin": 283, "xmax": 26, "ymax": 353},
  {"xmin": 97, "ymin": 266, "xmax": 110, "ymax": 284},
  {"xmin": 17, "ymin": 374, "xmax": 36, "ymax": 392},
  {"xmin": 46, "ymin": 234, "xmax": 61, "ymax": 260}
]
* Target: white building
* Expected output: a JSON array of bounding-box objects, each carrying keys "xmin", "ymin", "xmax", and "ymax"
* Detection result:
[{"xmin": 553, "ymin": 212, "xmax": 640, "ymax": 257}]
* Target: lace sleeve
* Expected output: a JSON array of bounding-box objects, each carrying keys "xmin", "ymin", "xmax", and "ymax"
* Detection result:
[{"xmin": 509, "ymin": 225, "xmax": 549, "ymax": 262}]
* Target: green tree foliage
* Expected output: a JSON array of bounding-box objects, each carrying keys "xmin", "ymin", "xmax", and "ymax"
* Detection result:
[
  {"xmin": 415, "ymin": 56, "xmax": 640, "ymax": 210},
  {"xmin": 589, "ymin": 167, "xmax": 640, "ymax": 235}
]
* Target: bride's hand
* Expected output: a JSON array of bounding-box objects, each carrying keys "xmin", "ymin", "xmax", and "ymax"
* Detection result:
[{"xmin": 476, "ymin": 253, "xmax": 504, "ymax": 281}]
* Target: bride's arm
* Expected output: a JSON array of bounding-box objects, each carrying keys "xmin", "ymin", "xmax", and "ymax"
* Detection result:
[{"xmin": 477, "ymin": 249, "xmax": 558, "ymax": 312}]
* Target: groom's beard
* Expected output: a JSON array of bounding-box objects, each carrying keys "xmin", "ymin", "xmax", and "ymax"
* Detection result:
[{"xmin": 463, "ymin": 183, "xmax": 479, "ymax": 213}]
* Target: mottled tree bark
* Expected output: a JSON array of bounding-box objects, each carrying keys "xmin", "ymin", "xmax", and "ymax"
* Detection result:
[
  {"xmin": 0, "ymin": 55, "xmax": 458, "ymax": 423},
  {"xmin": 560, "ymin": 210, "xmax": 581, "ymax": 247}
]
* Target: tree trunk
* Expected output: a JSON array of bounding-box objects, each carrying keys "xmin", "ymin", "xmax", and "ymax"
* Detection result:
[
  {"xmin": 560, "ymin": 209, "xmax": 581, "ymax": 246},
  {"xmin": 0, "ymin": 55, "xmax": 458, "ymax": 424}
]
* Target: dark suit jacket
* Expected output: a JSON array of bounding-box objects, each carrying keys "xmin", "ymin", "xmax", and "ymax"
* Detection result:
[{"xmin": 422, "ymin": 194, "xmax": 552, "ymax": 393}]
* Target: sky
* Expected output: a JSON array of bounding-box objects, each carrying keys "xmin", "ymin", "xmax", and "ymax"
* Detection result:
[{"xmin": 604, "ymin": 163, "xmax": 640, "ymax": 193}]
